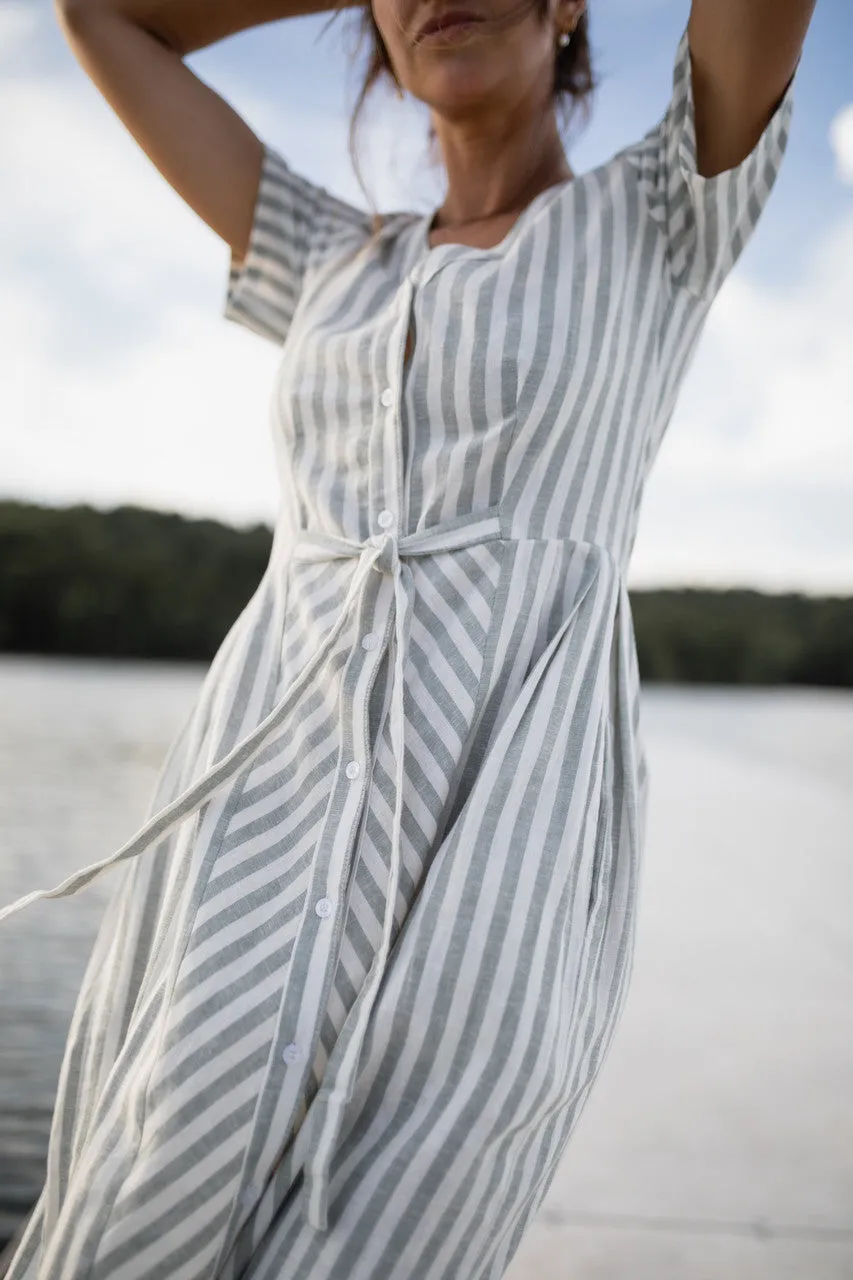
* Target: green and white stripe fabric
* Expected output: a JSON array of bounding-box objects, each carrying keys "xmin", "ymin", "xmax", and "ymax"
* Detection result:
[{"xmin": 2, "ymin": 24, "xmax": 795, "ymax": 1280}]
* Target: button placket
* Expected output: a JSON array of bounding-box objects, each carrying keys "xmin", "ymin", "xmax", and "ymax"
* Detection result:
[
  {"xmin": 282, "ymin": 586, "xmax": 388, "ymax": 1085},
  {"xmin": 393, "ymin": 279, "xmax": 417, "ymax": 535},
  {"xmin": 213, "ymin": 577, "xmax": 397, "ymax": 1255},
  {"xmin": 373, "ymin": 284, "xmax": 413, "ymax": 539},
  {"xmin": 234, "ymin": 582, "xmax": 387, "ymax": 1204}
]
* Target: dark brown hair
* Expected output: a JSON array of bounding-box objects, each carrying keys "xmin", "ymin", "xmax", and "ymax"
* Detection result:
[{"xmin": 321, "ymin": 0, "xmax": 596, "ymax": 234}]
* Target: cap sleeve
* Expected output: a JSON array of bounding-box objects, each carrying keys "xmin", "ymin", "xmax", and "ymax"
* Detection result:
[
  {"xmin": 640, "ymin": 24, "xmax": 797, "ymax": 299},
  {"xmin": 224, "ymin": 142, "xmax": 370, "ymax": 346}
]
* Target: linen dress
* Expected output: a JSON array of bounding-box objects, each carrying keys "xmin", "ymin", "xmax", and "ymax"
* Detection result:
[{"xmin": 1, "ymin": 25, "xmax": 797, "ymax": 1280}]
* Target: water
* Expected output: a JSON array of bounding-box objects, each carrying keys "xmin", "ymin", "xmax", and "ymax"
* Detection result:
[
  {"xmin": 0, "ymin": 656, "xmax": 851, "ymax": 1272},
  {"xmin": 0, "ymin": 655, "xmax": 205, "ymax": 1241}
]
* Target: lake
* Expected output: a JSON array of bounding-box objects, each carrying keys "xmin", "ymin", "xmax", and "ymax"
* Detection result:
[{"xmin": 1, "ymin": 655, "xmax": 851, "ymax": 1277}]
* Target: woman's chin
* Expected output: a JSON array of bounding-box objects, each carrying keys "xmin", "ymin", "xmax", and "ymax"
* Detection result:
[{"xmin": 411, "ymin": 63, "xmax": 505, "ymax": 116}]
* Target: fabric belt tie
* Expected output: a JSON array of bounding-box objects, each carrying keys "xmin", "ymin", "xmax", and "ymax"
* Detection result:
[{"xmin": 0, "ymin": 506, "xmax": 504, "ymax": 1233}]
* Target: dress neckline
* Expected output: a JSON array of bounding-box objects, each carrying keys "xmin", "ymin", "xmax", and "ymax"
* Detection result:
[{"xmin": 417, "ymin": 175, "xmax": 575, "ymax": 261}]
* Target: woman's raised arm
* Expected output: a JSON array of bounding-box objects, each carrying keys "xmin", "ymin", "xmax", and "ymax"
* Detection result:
[{"xmin": 53, "ymin": 0, "xmax": 357, "ymax": 263}]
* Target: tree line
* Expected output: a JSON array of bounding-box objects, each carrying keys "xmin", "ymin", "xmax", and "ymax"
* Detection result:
[{"xmin": 0, "ymin": 500, "xmax": 850, "ymax": 686}]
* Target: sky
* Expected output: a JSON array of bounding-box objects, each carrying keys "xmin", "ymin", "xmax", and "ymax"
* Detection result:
[{"xmin": 1, "ymin": 0, "xmax": 851, "ymax": 595}]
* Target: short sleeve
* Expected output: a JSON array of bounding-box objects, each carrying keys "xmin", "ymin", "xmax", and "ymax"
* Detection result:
[
  {"xmin": 638, "ymin": 24, "xmax": 797, "ymax": 299},
  {"xmin": 224, "ymin": 142, "xmax": 370, "ymax": 346}
]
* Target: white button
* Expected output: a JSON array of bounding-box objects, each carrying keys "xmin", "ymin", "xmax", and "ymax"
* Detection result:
[
  {"xmin": 361, "ymin": 632, "xmax": 379, "ymax": 650},
  {"xmin": 380, "ymin": 388, "xmax": 394, "ymax": 408},
  {"xmin": 377, "ymin": 509, "xmax": 395, "ymax": 528},
  {"xmin": 241, "ymin": 1182, "xmax": 260, "ymax": 1208},
  {"xmin": 315, "ymin": 897, "xmax": 333, "ymax": 918},
  {"xmin": 282, "ymin": 1043, "xmax": 305, "ymax": 1065},
  {"xmin": 345, "ymin": 760, "xmax": 361, "ymax": 780}
]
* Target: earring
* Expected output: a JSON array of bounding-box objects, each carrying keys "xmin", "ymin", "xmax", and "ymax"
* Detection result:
[{"xmin": 557, "ymin": 27, "xmax": 572, "ymax": 48}]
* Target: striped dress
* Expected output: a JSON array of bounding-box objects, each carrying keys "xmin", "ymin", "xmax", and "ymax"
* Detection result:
[{"xmin": 1, "ymin": 26, "xmax": 796, "ymax": 1280}]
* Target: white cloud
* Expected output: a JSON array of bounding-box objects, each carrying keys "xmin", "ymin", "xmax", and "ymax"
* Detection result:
[
  {"xmin": 0, "ymin": 73, "xmax": 214, "ymax": 309},
  {"xmin": 0, "ymin": 1, "xmax": 40, "ymax": 60},
  {"xmin": 829, "ymin": 103, "xmax": 853, "ymax": 186},
  {"xmin": 666, "ymin": 212, "xmax": 852, "ymax": 486},
  {"xmin": 0, "ymin": 268, "xmax": 283, "ymax": 524},
  {"xmin": 632, "ymin": 207, "xmax": 853, "ymax": 593},
  {"xmin": 0, "ymin": 61, "xmax": 286, "ymax": 524}
]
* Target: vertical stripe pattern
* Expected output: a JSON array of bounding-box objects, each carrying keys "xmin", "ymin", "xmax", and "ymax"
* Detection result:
[{"xmin": 2, "ymin": 24, "xmax": 795, "ymax": 1280}]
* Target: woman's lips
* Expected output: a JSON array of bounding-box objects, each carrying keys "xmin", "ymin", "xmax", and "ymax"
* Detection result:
[{"xmin": 416, "ymin": 12, "xmax": 484, "ymax": 41}]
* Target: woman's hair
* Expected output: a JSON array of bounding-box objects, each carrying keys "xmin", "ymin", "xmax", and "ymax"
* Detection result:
[{"xmin": 322, "ymin": 0, "xmax": 596, "ymax": 235}]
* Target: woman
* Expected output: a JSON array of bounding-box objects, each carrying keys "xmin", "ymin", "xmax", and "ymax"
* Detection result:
[{"xmin": 1, "ymin": 0, "xmax": 812, "ymax": 1276}]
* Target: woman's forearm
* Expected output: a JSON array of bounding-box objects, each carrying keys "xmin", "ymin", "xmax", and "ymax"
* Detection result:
[{"xmin": 55, "ymin": 0, "xmax": 357, "ymax": 56}]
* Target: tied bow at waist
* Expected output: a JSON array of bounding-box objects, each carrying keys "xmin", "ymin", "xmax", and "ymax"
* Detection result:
[{"xmin": 0, "ymin": 507, "xmax": 504, "ymax": 1232}]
